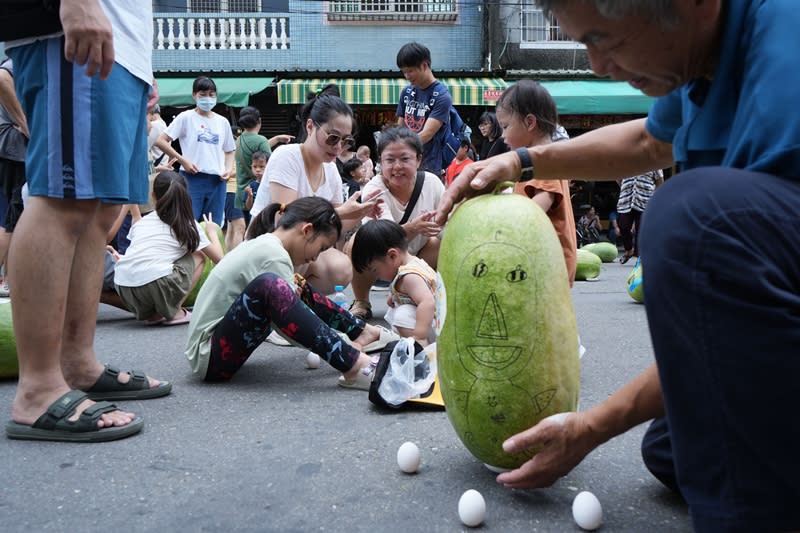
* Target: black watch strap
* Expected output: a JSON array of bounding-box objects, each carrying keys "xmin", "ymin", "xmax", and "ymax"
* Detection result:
[{"xmin": 515, "ymin": 147, "xmax": 534, "ymax": 182}]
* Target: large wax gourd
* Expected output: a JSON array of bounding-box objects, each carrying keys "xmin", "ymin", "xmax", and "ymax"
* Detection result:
[{"xmin": 437, "ymin": 190, "xmax": 580, "ymax": 470}]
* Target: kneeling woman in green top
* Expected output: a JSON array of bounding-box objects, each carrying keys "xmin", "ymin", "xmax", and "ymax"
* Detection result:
[{"xmin": 185, "ymin": 197, "xmax": 393, "ymax": 389}]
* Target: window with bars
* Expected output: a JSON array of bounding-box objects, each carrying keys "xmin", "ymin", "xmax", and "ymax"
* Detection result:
[
  {"xmin": 520, "ymin": 6, "xmax": 580, "ymax": 48},
  {"xmin": 327, "ymin": 0, "xmax": 457, "ymax": 22},
  {"xmin": 188, "ymin": 0, "xmax": 261, "ymax": 12}
]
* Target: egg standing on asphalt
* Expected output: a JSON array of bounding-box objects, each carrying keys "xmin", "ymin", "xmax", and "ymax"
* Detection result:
[
  {"xmin": 305, "ymin": 351, "xmax": 321, "ymax": 369},
  {"xmin": 458, "ymin": 489, "xmax": 486, "ymax": 527},
  {"xmin": 396, "ymin": 441, "xmax": 421, "ymax": 473},
  {"xmin": 572, "ymin": 490, "xmax": 603, "ymax": 530}
]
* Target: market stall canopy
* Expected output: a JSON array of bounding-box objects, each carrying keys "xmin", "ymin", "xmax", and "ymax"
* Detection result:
[
  {"xmin": 539, "ymin": 80, "xmax": 653, "ymax": 114},
  {"xmin": 277, "ymin": 77, "xmax": 653, "ymax": 114},
  {"xmin": 155, "ymin": 77, "xmax": 274, "ymax": 107},
  {"xmin": 276, "ymin": 77, "xmax": 508, "ymax": 107}
]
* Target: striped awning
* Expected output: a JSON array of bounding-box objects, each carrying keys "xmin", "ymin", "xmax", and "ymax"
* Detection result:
[{"xmin": 277, "ymin": 77, "xmax": 509, "ymax": 106}]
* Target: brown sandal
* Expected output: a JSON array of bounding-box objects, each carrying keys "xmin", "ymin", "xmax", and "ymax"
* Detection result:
[{"xmin": 348, "ymin": 299, "xmax": 373, "ymax": 320}]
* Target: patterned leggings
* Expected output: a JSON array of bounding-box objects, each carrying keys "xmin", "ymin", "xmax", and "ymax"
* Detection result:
[{"xmin": 206, "ymin": 272, "xmax": 365, "ymax": 381}]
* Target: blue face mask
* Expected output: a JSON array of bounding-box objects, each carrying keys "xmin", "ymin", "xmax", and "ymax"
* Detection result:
[{"xmin": 196, "ymin": 96, "xmax": 216, "ymax": 112}]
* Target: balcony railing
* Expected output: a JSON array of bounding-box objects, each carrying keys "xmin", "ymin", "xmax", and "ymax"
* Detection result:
[
  {"xmin": 326, "ymin": 0, "xmax": 457, "ymax": 22},
  {"xmin": 153, "ymin": 13, "xmax": 290, "ymax": 51}
]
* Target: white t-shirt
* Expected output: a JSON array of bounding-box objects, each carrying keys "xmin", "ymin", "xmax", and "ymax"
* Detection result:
[
  {"xmin": 164, "ymin": 109, "xmax": 236, "ymax": 176},
  {"xmin": 148, "ymin": 117, "xmax": 168, "ymax": 160},
  {"xmin": 114, "ymin": 212, "xmax": 210, "ymax": 287},
  {"xmin": 360, "ymin": 171, "xmax": 445, "ymax": 255},
  {"xmin": 4, "ymin": 1, "xmax": 153, "ymax": 84},
  {"xmin": 250, "ymin": 144, "xmax": 344, "ymax": 217}
]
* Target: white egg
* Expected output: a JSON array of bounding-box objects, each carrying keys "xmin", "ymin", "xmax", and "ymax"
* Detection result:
[
  {"xmin": 396, "ymin": 441, "xmax": 421, "ymax": 473},
  {"xmin": 572, "ymin": 491, "xmax": 603, "ymax": 530},
  {"xmin": 305, "ymin": 351, "xmax": 321, "ymax": 369},
  {"xmin": 458, "ymin": 489, "xmax": 486, "ymax": 527}
]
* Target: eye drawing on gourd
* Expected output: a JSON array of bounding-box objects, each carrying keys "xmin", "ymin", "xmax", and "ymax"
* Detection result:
[{"xmin": 454, "ymin": 242, "xmax": 533, "ymax": 380}]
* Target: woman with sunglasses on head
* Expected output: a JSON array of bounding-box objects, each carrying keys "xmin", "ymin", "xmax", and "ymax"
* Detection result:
[
  {"xmin": 343, "ymin": 126, "xmax": 445, "ymax": 320},
  {"xmin": 250, "ymin": 92, "xmax": 381, "ymax": 294}
]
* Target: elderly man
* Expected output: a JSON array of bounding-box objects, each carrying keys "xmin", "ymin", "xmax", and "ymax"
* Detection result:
[{"xmin": 438, "ymin": 1, "xmax": 800, "ymax": 531}]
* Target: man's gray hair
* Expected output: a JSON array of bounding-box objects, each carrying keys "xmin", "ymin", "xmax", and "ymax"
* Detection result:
[{"xmin": 535, "ymin": 0, "xmax": 678, "ymax": 25}]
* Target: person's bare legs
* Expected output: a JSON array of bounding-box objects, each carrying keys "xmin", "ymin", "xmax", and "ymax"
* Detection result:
[
  {"xmin": 10, "ymin": 198, "xmax": 151, "ymax": 427},
  {"xmin": 301, "ymin": 248, "xmax": 353, "ymax": 295},
  {"xmin": 0, "ymin": 228, "xmax": 9, "ymax": 265},
  {"xmin": 224, "ymin": 217, "xmax": 245, "ymax": 251},
  {"xmin": 99, "ymin": 290, "xmax": 130, "ymax": 313},
  {"xmin": 341, "ymin": 353, "xmax": 375, "ymax": 380},
  {"xmin": 417, "ymin": 237, "xmax": 440, "ymax": 270}
]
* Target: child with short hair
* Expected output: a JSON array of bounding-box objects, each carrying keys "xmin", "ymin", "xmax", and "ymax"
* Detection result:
[
  {"xmin": 244, "ymin": 150, "xmax": 268, "ymax": 212},
  {"xmin": 341, "ymin": 156, "xmax": 368, "ymax": 200},
  {"xmin": 444, "ymin": 138, "xmax": 475, "ymax": 187},
  {"xmin": 351, "ymin": 219, "xmax": 437, "ymax": 346}
]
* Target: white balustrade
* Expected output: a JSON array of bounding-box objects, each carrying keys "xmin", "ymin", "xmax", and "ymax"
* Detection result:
[
  {"xmin": 154, "ymin": 15, "xmax": 290, "ymax": 51},
  {"xmin": 238, "ymin": 18, "xmax": 246, "ymax": 49},
  {"xmin": 248, "ymin": 18, "xmax": 257, "ymax": 50},
  {"xmin": 177, "ymin": 18, "xmax": 186, "ymax": 50},
  {"xmin": 228, "ymin": 18, "xmax": 237, "ymax": 50},
  {"xmin": 166, "ymin": 18, "xmax": 175, "ymax": 50}
]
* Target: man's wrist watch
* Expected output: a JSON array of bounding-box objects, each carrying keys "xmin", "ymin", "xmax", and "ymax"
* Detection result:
[{"xmin": 515, "ymin": 147, "xmax": 534, "ymax": 182}]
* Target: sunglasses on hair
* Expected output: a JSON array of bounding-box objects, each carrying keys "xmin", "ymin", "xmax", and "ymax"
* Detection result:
[{"xmin": 314, "ymin": 122, "xmax": 355, "ymax": 149}]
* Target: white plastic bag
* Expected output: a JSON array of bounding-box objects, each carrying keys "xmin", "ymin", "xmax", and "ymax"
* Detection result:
[{"xmin": 377, "ymin": 338, "xmax": 437, "ymax": 407}]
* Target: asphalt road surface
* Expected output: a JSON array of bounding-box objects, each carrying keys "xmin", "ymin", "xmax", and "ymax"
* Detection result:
[{"xmin": 0, "ymin": 259, "xmax": 690, "ymax": 532}]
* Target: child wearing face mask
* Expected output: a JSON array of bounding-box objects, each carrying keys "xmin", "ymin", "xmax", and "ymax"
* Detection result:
[{"xmin": 154, "ymin": 75, "xmax": 236, "ymax": 225}]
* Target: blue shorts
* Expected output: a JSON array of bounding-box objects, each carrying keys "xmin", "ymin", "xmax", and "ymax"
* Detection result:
[
  {"xmin": 8, "ymin": 38, "xmax": 149, "ymax": 204},
  {"xmin": 224, "ymin": 191, "xmax": 244, "ymax": 222},
  {"xmin": 180, "ymin": 171, "xmax": 226, "ymax": 224}
]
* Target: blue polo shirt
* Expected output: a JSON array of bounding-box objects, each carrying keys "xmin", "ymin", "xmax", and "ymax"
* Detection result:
[{"xmin": 646, "ymin": 0, "xmax": 800, "ymax": 177}]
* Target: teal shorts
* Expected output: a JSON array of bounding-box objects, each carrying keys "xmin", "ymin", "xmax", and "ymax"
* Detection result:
[{"xmin": 8, "ymin": 37, "xmax": 149, "ymax": 204}]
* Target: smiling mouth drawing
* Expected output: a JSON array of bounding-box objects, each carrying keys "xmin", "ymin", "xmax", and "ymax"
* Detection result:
[{"xmin": 465, "ymin": 345, "xmax": 522, "ymax": 369}]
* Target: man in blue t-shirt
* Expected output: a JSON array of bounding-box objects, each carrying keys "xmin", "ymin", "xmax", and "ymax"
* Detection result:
[
  {"xmin": 395, "ymin": 42, "xmax": 450, "ymax": 176},
  {"xmin": 437, "ymin": 1, "xmax": 800, "ymax": 531}
]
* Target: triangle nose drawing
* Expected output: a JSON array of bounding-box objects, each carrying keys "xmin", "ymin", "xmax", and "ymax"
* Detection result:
[{"xmin": 477, "ymin": 292, "xmax": 507, "ymax": 339}]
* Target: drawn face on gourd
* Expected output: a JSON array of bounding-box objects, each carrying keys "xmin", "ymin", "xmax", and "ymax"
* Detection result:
[{"xmin": 453, "ymin": 232, "xmax": 540, "ymax": 381}]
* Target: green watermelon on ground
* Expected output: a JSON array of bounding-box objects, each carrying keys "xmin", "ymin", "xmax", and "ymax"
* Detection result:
[
  {"xmin": 575, "ymin": 249, "xmax": 602, "ymax": 280},
  {"xmin": 185, "ymin": 222, "xmax": 226, "ymax": 308},
  {"xmin": 627, "ymin": 258, "xmax": 644, "ymax": 303},
  {"xmin": 437, "ymin": 186, "xmax": 580, "ymax": 470},
  {"xmin": 0, "ymin": 301, "xmax": 18, "ymax": 379},
  {"xmin": 580, "ymin": 241, "xmax": 618, "ymax": 263}
]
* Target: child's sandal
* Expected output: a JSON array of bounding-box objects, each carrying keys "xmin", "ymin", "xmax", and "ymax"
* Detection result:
[{"xmin": 348, "ymin": 299, "xmax": 373, "ymax": 320}]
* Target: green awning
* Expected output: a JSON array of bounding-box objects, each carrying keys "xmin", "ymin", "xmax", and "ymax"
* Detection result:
[
  {"xmin": 538, "ymin": 80, "xmax": 653, "ymax": 115},
  {"xmin": 155, "ymin": 77, "xmax": 274, "ymax": 107},
  {"xmin": 277, "ymin": 77, "xmax": 652, "ymax": 114},
  {"xmin": 277, "ymin": 77, "xmax": 509, "ymax": 106}
]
